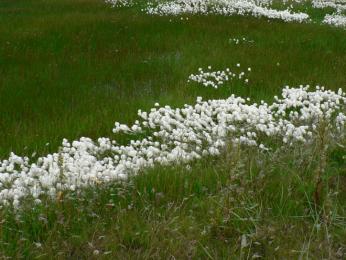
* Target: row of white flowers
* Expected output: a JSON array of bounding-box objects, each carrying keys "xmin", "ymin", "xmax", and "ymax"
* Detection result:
[
  {"xmin": 312, "ymin": 0, "xmax": 346, "ymax": 11},
  {"xmin": 106, "ymin": 0, "xmax": 346, "ymax": 27},
  {"xmin": 0, "ymin": 84, "xmax": 345, "ymax": 209},
  {"xmin": 145, "ymin": 0, "xmax": 310, "ymax": 23}
]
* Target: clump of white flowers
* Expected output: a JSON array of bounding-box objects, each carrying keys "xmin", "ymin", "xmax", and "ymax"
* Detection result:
[
  {"xmin": 0, "ymin": 85, "xmax": 345, "ymax": 210},
  {"xmin": 187, "ymin": 65, "xmax": 251, "ymax": 88}
]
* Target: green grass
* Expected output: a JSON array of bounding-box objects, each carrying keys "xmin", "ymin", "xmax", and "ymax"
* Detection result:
[{"xmin": 0, "ymin": 0, "xmax": 345, "ymax": 258}]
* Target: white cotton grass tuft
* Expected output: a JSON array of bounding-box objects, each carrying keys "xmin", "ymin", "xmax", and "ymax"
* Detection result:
[{"xmin": 0, "ymin": 82, "xmax": 345, "ymax": 210}]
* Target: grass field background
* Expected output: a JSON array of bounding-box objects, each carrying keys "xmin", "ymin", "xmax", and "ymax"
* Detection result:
[{"xmin": 0, "ymin": 0, "xmax": 345, "ymax": 258}]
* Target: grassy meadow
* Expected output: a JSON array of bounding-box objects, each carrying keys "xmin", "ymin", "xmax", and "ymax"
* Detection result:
[
  {"xmin": 0, "ymin": 0, "xmax": 345, "ymax": 258},
  {"xmin": 1, "ymin": 0, "xmax": 346, "ymax": 158}
]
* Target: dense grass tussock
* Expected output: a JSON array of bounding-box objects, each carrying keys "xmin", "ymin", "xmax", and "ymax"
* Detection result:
[{"xmin": 0, "ymin": 0, "xmax": 345, "ymax": 258}]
